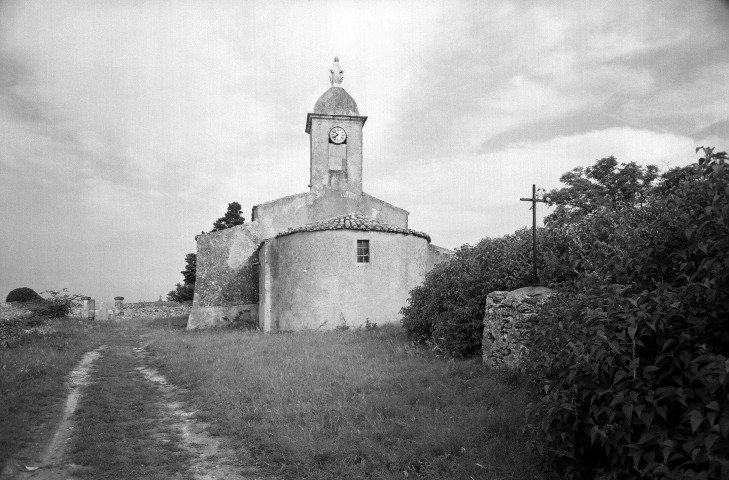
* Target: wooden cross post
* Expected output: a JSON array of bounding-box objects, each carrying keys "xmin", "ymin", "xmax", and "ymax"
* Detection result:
[{"xmin": 520, "ymin": 184, "xmax": 548, "ymax": 285}]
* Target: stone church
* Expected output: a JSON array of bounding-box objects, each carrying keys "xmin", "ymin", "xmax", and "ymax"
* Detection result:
[{"xmin": 188, "ymin": 58, "xmax": 452, "ymax": 331}]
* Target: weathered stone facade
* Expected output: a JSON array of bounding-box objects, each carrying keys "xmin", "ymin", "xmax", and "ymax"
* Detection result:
[{"xmin": 482, "ymin": 286, "xmax": 556, "ymax": 368}]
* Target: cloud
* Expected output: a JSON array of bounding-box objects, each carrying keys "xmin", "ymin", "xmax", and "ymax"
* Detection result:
[
  {"xmin": 372, "ymin": 127, "xmax": 700, "ymax": 248},
  {"xmin": 381, "ymin": 0, "xmax": 729, "ymax": 164},
  {"xmin": 0, "ymin": 0, "xmax": 727, "ymax": 302}
]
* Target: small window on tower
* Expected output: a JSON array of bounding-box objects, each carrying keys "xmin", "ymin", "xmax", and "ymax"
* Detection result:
[{"xmin": 357, "ymin": 240, "xmax": 369, "ymax": 263}]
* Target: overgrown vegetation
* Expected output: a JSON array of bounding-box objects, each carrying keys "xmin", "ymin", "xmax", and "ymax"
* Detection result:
[
  {"xmin": 40, "ymin": 288, "xmax": 85, "ymax": 318},
  {"xmin": 4, "ymin": 287, "xmax": 83, "ymax": 318},
  {"xmin": 526, "ymin": 148, "xmax": 729, "ymax": 479},
  {"xmin": 401, "ymin": 229, "xmax": 534, "ymax": 357},
  {"xmin": 401, "ymin": 147, "xmax": 729, "ymax": 478}
]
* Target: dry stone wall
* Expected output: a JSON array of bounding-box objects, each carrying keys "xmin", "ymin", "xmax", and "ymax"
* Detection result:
[
  {"xmin": 0, "ymin": 302, "xmax": 33, "ymax": 322},
  {"xmin": 121, "ymin": 301, "xmax": 191, "ymax": 319},
  {"xmin": 0, "ymin": 302, "xmax": 56, "ymax": 347},
  {"xmin": 482, "ymin": 286, "xmax": 556, "ymax": 368},
  {"xmin": 0, "ymin": 302, "xmax": 33, "ymax": 347}
]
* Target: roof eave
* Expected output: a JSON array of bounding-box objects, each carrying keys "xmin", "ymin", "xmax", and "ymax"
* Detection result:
[{"xmin": 305, "ymin": 113, "xmax": 368, "ymax": 133}]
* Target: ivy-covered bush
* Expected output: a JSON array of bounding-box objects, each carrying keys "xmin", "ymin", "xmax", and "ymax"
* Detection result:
[
  {"xmin": 5, "ymin": 287, "xmax": 43, "ymax": 303},
  {"xmin": 401, "ymin": 147, "xmax": 729, "ymax": 478},
  {"xmin": 525, "ymin": 148, "xmax": 729, "ymax": 479},
  {"xmin": 401, "ymin": 229, "xmax": 533, "ymax": 357}
]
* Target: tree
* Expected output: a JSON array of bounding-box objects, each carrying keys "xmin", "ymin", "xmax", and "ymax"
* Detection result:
[
  {"xmin": 180, "ymin": 253, "xmax": 196, "ymax": 285},
  {"xmin": 545, "ymin": 156, "xmax": 659, "ymax": 224},
  {"xmin": 167, "ymin": 282, "xmax": 194, "ymax": 302},
  {"xmin": 211, "ymin": 202, "xmax": 245, "ymax": 232},
  {"xmin": 169, "ymin": 202, "xmax": 246, "ymax": 301},
  {"xmin": 167, "ymin": 253, "xmax": 196, "ymax": 302}
]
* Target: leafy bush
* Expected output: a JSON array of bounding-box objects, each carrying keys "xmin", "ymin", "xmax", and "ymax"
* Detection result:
[
  {"xmin": 37, "ymin": 289, "xmax": 83, "ymax": 318},
  {"xmin": 525, "ymin": 147, "xmax": 729, "ymax": 479},
  {"xmin": 401, "ymin": 229, "xmax": 534, "ymax": 357},
  {"xmin": 6, "ymin": 287, "xmax": 43, "ymax": 303}
]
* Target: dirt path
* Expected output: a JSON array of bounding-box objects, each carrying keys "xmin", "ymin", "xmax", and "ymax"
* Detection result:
[{"xmin": 3, "ymin": 328, "xmax": 273, "ymax": 480}]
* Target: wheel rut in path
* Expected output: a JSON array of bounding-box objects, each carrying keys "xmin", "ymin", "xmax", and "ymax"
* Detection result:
[
  {"xmin": 6, "ymin": 330, "xmax": 274, "ymax": 480},
  {"xmin": 132, "ymin": 342, "xmax": 275, "ymax": 480},
  {"xmin": 0, "ymin": 346, "xmax": 106, "ymax": 480}
]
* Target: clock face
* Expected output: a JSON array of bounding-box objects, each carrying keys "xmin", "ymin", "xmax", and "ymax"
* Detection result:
[{"xmin": 329, "ymin": 126, "xmax": 347, "ymax": 144}]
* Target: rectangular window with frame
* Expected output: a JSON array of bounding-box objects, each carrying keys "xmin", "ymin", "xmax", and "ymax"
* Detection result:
[{"xmin": 356, "ymin": 240, "xmax": 370, "ymax": 263}]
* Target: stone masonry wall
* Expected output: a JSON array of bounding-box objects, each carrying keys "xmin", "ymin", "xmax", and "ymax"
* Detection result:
[
  {"xmin": 194, "ymin": 224, "xmax": 261, "ymax": 309},
  {"xmin": 122, "ymin": 301, "xmax": 191, "ymax": 319},
  {"xmin": 482, "ymin": 286, "xmax": 556, "ymax": 368}
]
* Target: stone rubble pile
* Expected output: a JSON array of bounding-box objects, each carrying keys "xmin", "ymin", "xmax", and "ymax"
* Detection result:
[{"xmin": 482, "ymin": 286, "xmax": 556, "ymax": 369}]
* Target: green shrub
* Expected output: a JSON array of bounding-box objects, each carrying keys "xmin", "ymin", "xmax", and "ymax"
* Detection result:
[
  {"xmin": 525, "ymin": 147, "xmax": 729, "ymax": 479},
  {"xmin": 401, "ymin": 229, "xmax": 533, "ymax": 357},
  {"xmin": 6, "ymin": 287, "xmax": 43, "ymax": 303},
  {"xmin": 38, "ymin": 289, "xmax": 83, "ymax": 318},
  {"xmin": 399, "ymin": 147, "xmax": 728, "ymax": 477}
]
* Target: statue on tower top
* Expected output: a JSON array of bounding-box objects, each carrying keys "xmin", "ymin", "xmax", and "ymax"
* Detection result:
[{"xmin": 329, "ymin": 57, "xmax": 344, "ymax": 86}]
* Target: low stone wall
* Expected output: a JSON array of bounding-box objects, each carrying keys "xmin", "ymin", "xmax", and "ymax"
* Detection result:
[
  {"xmin": 187, "ymin": 304, "xmax": 258, "ymax": 329},
  {"xmin": 0, "ymin": 302, "xmax": 33, "ymax": 322},
  {"xmin": 121, "ymin": 302, "xmax": 191, "ymax": 319},
  {"xmin": 0, "ymin": 303, "xmax": 38, "ymax": 347},
  {"xmin": 482, "ymin": 286, "xmax": 556, "ymax": 368}
]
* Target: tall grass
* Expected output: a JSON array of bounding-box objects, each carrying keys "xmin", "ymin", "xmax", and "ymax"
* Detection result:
[
  {"xmin": 0, "ymin": 317, "xmax": 111, "ymax": 470},
  {"xmin": 148, "ymin": 325, "xmax": 543, "ymax": 479}
]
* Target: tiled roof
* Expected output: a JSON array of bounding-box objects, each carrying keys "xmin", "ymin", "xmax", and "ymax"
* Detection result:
[{"xmin": 275, "ymin": 213, "xmax": 431, "ymax": 242}]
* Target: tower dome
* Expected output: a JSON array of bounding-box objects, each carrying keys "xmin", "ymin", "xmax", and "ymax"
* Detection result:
[{"xmin": 313, "ymin": 87, "xmax": 359, "ymax": 116}]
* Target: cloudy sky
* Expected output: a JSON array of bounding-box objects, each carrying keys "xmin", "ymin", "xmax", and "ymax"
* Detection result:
[{"xmin": 1, "ymin": 0, "xmax": 728, "ymax": 303}]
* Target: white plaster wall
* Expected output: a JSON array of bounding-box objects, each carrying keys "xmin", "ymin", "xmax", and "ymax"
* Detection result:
[{"xmin": 259, "ymin": 230, "xmax": 436, "ymax": 331}]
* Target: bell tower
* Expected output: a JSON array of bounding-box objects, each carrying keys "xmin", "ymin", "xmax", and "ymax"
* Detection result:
[{"xmin": 305, "ymin": 58, "xmax": 367, "ymax": 195}]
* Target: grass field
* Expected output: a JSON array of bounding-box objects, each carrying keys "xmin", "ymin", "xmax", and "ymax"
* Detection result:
[
  {"xmin": 1, "ymin": 317, "xmax": 544, "ymax": 479},
  {"xmin": 0, "ymin": 317, "xmax": 111, "ymax": 470},
  {"xmin": 147, "ymin": 324, "xmax": 544, "ymax": 479}
]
